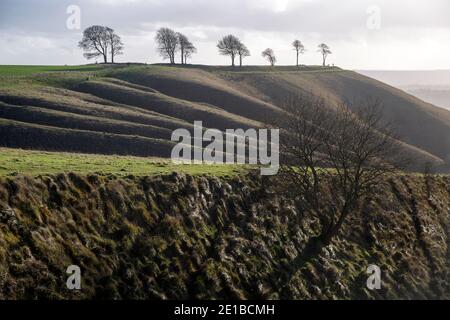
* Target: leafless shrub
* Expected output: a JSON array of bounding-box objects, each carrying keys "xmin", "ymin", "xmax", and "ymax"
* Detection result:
[{"xmin": 274, "ymin": 94, "xmax": 404, "ymax": 246}]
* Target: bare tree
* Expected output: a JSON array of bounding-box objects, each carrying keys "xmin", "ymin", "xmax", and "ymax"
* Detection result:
[
  {"xmin": 156, "ymin": 28, "xmax": 179, "ymax": 64},
  {"xmin": 236, "ymin": 41, "xmax": 250, "ymax": 67},
  {"xmin": 262, "ymin": 48, "xmax": 276, "ymax": 66},
  {"xmin": 105, "ymin": 27, "xmax": 124, "ymax": 64},
  {"xmin": 183, "ymin": 42, "xmax": 197, "ymax": 64},
  {"xmin": 292, "ymin": 40, "xmax": 305, "ymax": 67},
  {"xmin": 217, "ymin": 35, "xmax": 240, "ymax": 67},
  {"xmin": 275, "ymin": 95, "xmax": 402, "ymax": 247},
  {"xmin": 79, "ymin": 25, "xmax": 110, "ymax": 63},
  {"xmin": 317, "ymin": 43, "xmax": 331, "ymax": 66},
  {"xmin": 177, "ymin": 33, "xmax": 196, "ymax": 64}
]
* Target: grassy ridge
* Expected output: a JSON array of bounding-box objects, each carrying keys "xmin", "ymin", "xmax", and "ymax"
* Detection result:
[
  {"xmin": 76, "ymin": 79, "xmax": 259, "ymax": 129},
  {"xmin": 0, "ymin": 101, "xmax": 172, "ymax": 139},
  {"xmin": 1, "ymin": 63, "xmax": 450, "ymax": 171},
  {"xmin": 0, "ymin": 87, "xmax": 192, "ymax": 130},
  {"xmin": 0, "ymin": 148, "xmax": 246, "ymax": 176},
  {"xmin": 106, "ymin": 66, "xmax": 284, "ymax": 123},
  {"xmin": 0, "ymin": 118, "xmax": 175, "ymax": 157}
]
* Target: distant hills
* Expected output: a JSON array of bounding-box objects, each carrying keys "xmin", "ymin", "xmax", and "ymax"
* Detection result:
[
  {"xmin": 357, "ymin": 70, "xmax": 450, "ymax": 111},
  {"xmin": 1, "ymin": 64, "xmax": 450, "ymax": 170}
]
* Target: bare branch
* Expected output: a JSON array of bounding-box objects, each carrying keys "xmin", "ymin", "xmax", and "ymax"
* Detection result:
[{"xmin": 273, "ymin": 94, "xmax": 403, "ymax": 246}]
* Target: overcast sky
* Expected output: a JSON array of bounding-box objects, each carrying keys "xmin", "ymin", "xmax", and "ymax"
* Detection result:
[{"xmin": 1, "ymin": 0, "xmax": 449, "ymax": 69}]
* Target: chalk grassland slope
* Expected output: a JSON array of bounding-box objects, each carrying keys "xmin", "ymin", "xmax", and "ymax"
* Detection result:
[
  {"xmin": 217, "ymin": 70, "xmax": 450, "ymax": 165},
  {"xmin": 0, "ymin": 172, "xmax": 448, "ymax": 299},
  {"xmin": 102, "ymin": 65, "xmax": 450, "ymax": 168},
  {"xmin": 0, "ymin": 64, "xmax": 450, "ymax": 168},
  {"xmin": 0, "ymin": 65, "xmax": 263, "ymax": 157}
]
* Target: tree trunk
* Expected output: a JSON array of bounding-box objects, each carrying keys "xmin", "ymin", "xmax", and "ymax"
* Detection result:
[
  {"xmin": 322, "ymin": 55, "xmax": 326, "ymax": 66},
  {"xmin": 319, "ymin": 204, "xmax": 351, "ymax": 246},
  {"xmin": 231, "ymin": 55, "xmax": 235, "ymax": 67},
  {"xmin": 239, "ymin": 55, "xmax": 242, "ymax": 67},
  {"xmin": 296, "ymin": 52, "xmax": 299, "ymax": 67},
  {"xmin": 181, "ymin": 48, "xmax": 184, "ymax": 64}
]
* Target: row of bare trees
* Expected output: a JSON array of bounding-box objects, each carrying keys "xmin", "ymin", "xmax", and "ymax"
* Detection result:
[
  {"xmin": 155, "ymin": 28, "xmax": 197, "ymax": 64},
  {"xmin": 79, "ymin": 25, "xmax": 124, "ymax": 64},
  {"xmin": 292, "ymin": 41, "xmax": 332, "ymax": 66},
  {"xmin": 216, "ymin": 37, "xmax": 277, "ymax": 67},
  {"xmin": 292, "ymin": 41, "xmax": 331, "ymax": 66},
  {"xmin": 79, "ymin": 26, "xmax": 197, "ymax": 65},
  {"xmin": 79, "ymin": 25, "xmax": 332, "ymax": 67},
  {"xmin": 216, "ymin": 35, "xmax": 332, "ymax": 67}
]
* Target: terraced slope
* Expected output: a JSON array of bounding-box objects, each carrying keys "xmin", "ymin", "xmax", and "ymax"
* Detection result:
[{"xmin": 0, "ymin": 64, "xmax": 449, "ymax": 170}]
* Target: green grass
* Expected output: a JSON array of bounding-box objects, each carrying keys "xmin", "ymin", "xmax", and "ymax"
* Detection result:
[
  {"xmin": 0, "ymin": 148, "xmax": 248, "ymax": 177},
  {"xmin": 0, "ymin": 65, "xmax": 104, "ymax": 75}
]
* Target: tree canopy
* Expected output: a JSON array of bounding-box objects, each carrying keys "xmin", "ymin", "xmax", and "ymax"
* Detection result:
[{"xmin": 79, "ymin": 25, "xmax": 123, "ymax": 63}]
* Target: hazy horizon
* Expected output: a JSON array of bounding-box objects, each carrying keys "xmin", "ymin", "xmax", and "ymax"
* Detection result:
[
  {"xmin": 1, "ymin": 0, "xmax": 450, "ymax": 70},
  {"xmin": 357, "ymin": 69, "xmax": 450, "ymax": 110}
]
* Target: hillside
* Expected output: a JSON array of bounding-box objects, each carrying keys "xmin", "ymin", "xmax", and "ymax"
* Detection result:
[
  {"xmin": 0, "ymin": 172, "xmax": 448, "ymax": 299},
  {"xmin": 1, "ymin": 64, "xmax": 450, "ymax": 169},
  {"xmin": 1, "ymin": 65, "xmax": 449, "ymax": 300}
]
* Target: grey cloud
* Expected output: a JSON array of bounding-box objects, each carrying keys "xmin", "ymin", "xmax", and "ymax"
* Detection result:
[
  {"xmin": 1, "ymin": 0, "xmax": 449, "ymax": 68},
  {"xmin": 2, "ymin": 0, "xmax": 450, "ymax": 35}
]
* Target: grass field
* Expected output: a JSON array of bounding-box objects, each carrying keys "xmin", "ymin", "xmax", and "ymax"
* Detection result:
[
  {"xmin": 0, "ymin": 148, "xmax": 247, "ymax": 177},
  {"xmin": 0, "ymin": 65, "xmax": 105, "ymax": 75}
]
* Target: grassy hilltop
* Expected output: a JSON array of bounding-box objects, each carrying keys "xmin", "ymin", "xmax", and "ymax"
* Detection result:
[{"xmin": 1, "ymin": 63, "xmax": 450, "ymax": 172}]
